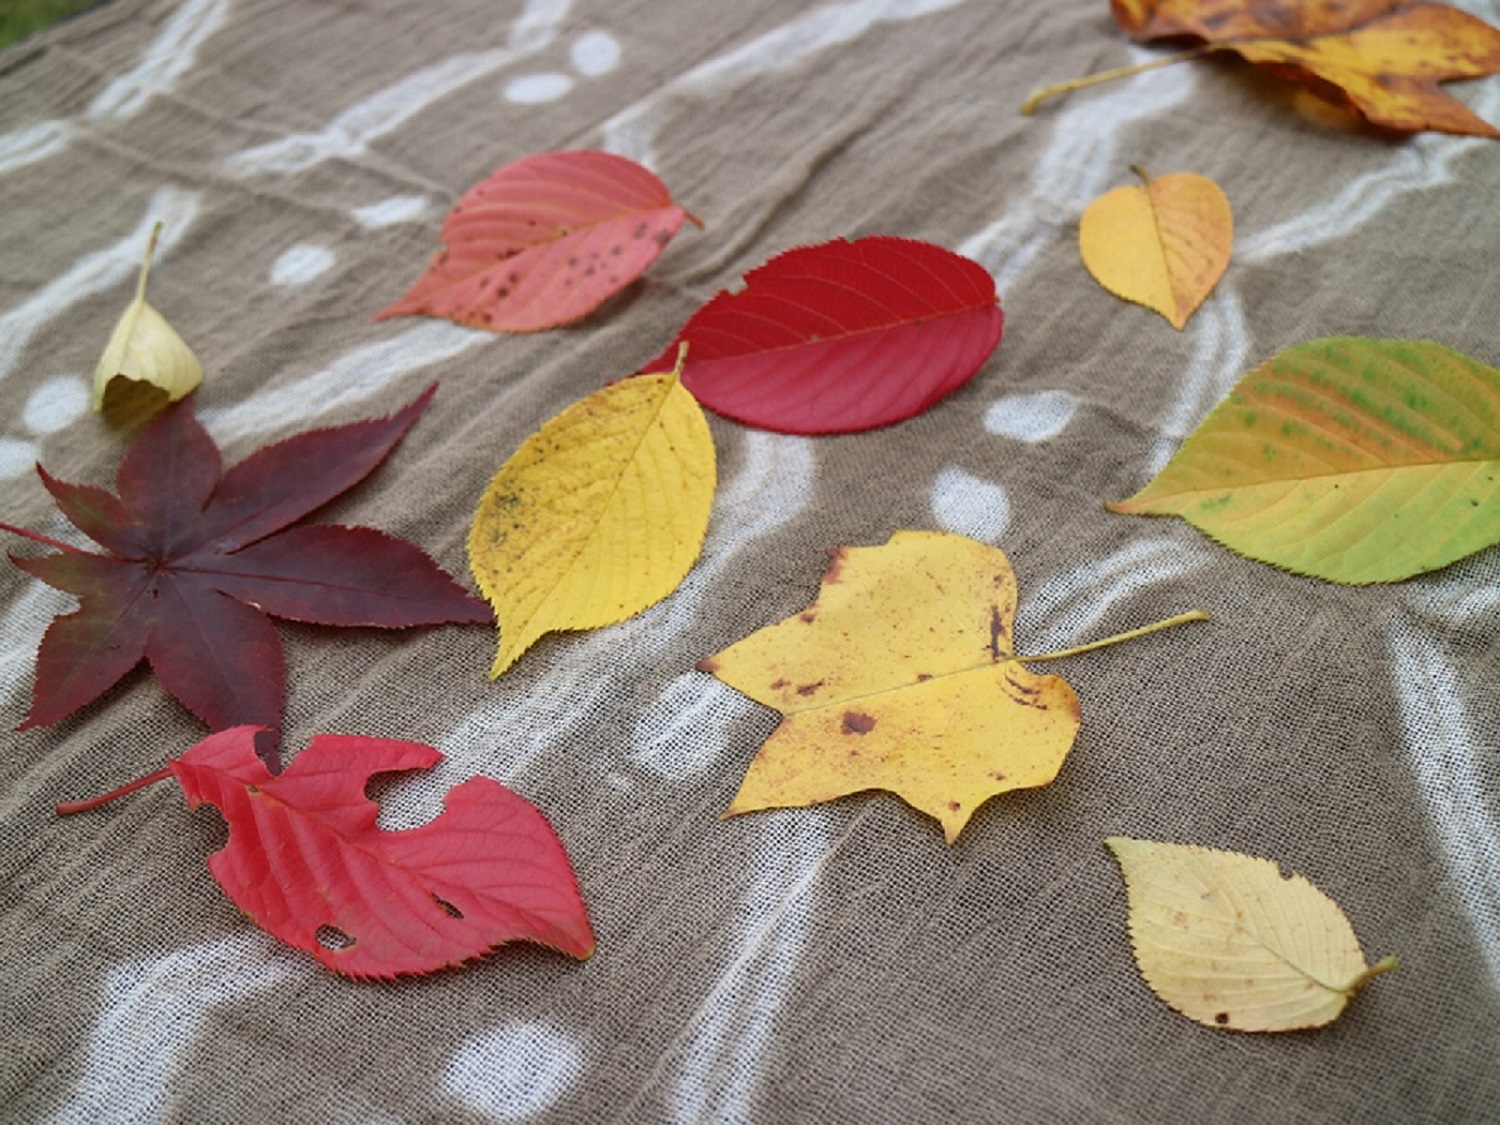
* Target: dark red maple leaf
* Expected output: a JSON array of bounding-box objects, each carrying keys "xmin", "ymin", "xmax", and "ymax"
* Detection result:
[
  {"xmin": 57, "ymin": 727, "xmax": 595, "ymax": 977},
  {"xmin": 1, "ymin": 387, "xmax": 488, "ymax": 750}
]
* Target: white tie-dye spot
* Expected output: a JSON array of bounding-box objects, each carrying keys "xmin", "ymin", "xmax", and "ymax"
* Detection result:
[
  {"xmin": 443, "ymin": 1023, "xmax": 582, "ymax": 1120},
  {"xmin": 504, "ymin": 73, "xmax": 575, "ymax": 103},
  {"xmin": 931, "ymin": 466, "xmax": 1011, "ymax": 541},
  {"xmin": 49, "ymin": 934, "xmax": 302, "ymax": 1125},
  {"xmin": 0, "ymin": 436, "xmax": 37, "ymax": 480},
  {"xmin": 351, "ymin": 194, "xmax": 433, "ymax": 228},
  {"xmin": 22, "ymin": 376, "xmax": 90, "ymax": 434},
  {"xmin": 269, "ymin": 243, "xmax": 336, "ymax": 287},
  {"xmin": 984, "ymin": 390, "xmax": 1077, "ymax": 443},
  {"xmin": 570, "ymin": 30, "xmax": 621, "ymax": 76}
]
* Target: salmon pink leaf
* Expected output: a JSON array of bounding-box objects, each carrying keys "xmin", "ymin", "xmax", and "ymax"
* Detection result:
[
  {"xmin": 1, "ymin": 388, "xmax": 488, "ymax": 745},
  {"xmin": 377, "ymin": 150, "xmax": 697, "ymax": 332},
  {"xmin": 640, "ymin": 236, "xmax": 1004, "ymax": 434}
]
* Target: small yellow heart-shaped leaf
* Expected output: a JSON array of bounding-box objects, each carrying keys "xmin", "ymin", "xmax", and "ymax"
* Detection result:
[{"xmin": 1080, "ymin": 169, "xmax": 1232, "ymax": 330}]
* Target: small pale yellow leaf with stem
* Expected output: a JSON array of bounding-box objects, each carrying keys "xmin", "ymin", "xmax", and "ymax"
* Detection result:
[
  {"xmin": 1107, "ymin": 837, "xmax": 1397, "ymax": 1032},
  {"xmin": 93, "ymin": 222, "xmax": 203, "ymax": 421}
]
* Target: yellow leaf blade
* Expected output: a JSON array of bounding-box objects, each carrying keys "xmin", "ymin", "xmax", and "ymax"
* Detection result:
[
  {"xmin": 1106, "ymin": 837, "xmax": 1395, "ymax": 1032},
  {"xmin": 702, "ymin": 531, "xmax": 1081, "ymax": 844},
  {"xmin": 1079, "ymin": 170, "xmax": 1232, "ymax": 330},
  {"xmin": 468, "ymin": 354, "xmax": 715, "ymax": 678},
  {"xmin": 92, "ymin": 223, "xmax": 203, "ymax": 415}
]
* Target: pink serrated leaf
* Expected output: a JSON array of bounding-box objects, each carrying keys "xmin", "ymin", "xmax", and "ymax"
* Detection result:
[
  {"xmin": 377, "ymin": 150, "xmax": 696, "ymax": 332},
  {"xmin": 640, "ymin": 236, "xmax": 1004, "ymax": 434},
  {"xmin": 171, "ymin": 727, "xmax": 595, "ymax": 978}
]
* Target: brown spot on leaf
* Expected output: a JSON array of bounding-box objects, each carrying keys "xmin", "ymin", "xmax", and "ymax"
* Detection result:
[
  {"xmin": 799, "ymin": 611, "xmax": 817, "ymax": 624},
  {"xmin": 1214, "ymin": 1012, "xmax": 1230, "ymax": 1025},
  {"xmin": 916, "ymin": 673, "xmax": 932, "ymax": 682},
  {"xmin": 841, "ymin": 711, "xmax": 876, "ymax": 735},
  {"xmin": 823, "ymin": 547, "xmax": 848, "ymax": 583},
  {"xmin": 653, "ymin": 228, "xmax": 674, "ymax": 248},
  {"xmin": 770, "ymin": 678, "xmax": 789, "ymax": 690},
  {"xmin": 988, "ymin": 771, "xmax": 1006, "ymax": 782},
  {"xmin": 947, "ymin": 801, "xmax": 961, "ymax": 811},
  {"xmin": 989, "ymin": 603, "xmax": 1003, "ymax": 660},
  {"xmin": 795, "ymin": 681, "xmax": 824, "ymax": 697}
]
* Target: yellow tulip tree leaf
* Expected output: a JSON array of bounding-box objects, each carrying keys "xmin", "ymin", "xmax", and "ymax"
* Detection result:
[
  {"xmin": 1107, "ymin": 337, "xmax": 1500, "ymax": 584},
  {"xmin": 698, "ymin": 530, "xmax": 1205, "ymax": 843},
  {"xmin": 1080, "ymin": 168, "xmax": 1232, "ymax": 330},
  {"xmin": 1023, "ymin": 0, "xmax": 1500, "ymax": 138},
  {"xmin": 469, "ymin": 347, "xmax": 715, "ymax": 678},
  {"xmin": 1106, "ymin": 837, "xmax": 1397, "ymax": 1032},
  {"xmin": 94, "ymin": 222, "xmax": 203, "ymax": 421}
]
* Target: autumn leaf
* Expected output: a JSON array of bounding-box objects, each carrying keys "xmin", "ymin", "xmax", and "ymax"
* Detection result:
[
  {"xmin": 1107, "ymin": 337, "xmax": 1500, "ymax": 583},
  {"xmin": 1023, "ymin": 0, "xmax": 1500, "ymax": 138},
  {"xmin": 93, "ymin": 222, "xmax": 203, "ymax": 421},
  {"xmin": 469, "ymin": 346, "xmax": 715, "ymax": 678},
  {"xmin": 1106, "ymin": 837, "xmax": 1397, "ymax": 1031},
  {"xmin": 57, "ymin": 727, "xmax": 594, "ymax": 977},
  {"xmin": 638, "ymin": 236, "xmax": 1004, "ymax": 434},
  {"xmin": 699, "ymin": 531, "xmax": 1205, "ymax": 843},
  {"xmin": 1, "ymin": 388, "xmax": 488, "ymax": 746},
  {"xmin": 377, "ymin": 150, "xmax": 699, "ymax": 332},
  {"xmin": 1080, "ymin": 168, "xmax": 1232, "ymax": 330}
]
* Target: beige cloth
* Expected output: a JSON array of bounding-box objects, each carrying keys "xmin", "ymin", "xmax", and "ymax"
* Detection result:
[{"xmin": 2, "ymin": 0, "xmax": 1497, "ymax": 1120}]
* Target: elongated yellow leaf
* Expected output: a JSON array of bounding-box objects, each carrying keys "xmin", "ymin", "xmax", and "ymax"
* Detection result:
[
  {"xmin": 1079, "ymin": 169, "xmax": 1232, "ymax": 330},
  {"xmin": 700, "ymin": 531, "xmax": 1203, "ymax": 844},
  {"xmin": 1106, "ymin": 837, "xmax": 1396, "ymax": 1032},
  {"xmin": 469, "ymin": 348, "xmax": 715, "ymax": 677},
  {"xmin": 1107, "ymin": 337, "xmax": 1500, "ymax": 583},
  {"xmin": 93, "ymin": 222, "xmax": 203, "ymax": 417}
]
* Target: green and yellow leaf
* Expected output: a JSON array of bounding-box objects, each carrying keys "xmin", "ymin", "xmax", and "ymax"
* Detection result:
[{"xmin": 1107, "ymin": 337, "xmax": 1500, "ymax": 583}]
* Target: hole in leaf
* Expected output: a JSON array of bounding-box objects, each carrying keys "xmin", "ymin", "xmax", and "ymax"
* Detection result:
[
  {"xmin": 433, "ymin": 894, "xmax": 465, "ymax": 920},
  {"xmin": 316, "ymin": 924, "xmax": 356, "ymax": 950}
]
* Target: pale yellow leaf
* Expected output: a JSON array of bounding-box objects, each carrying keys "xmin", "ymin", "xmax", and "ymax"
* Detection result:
[
  {"xmin": 468, "ymin": 347, "xmax": 715, "ymax": 677},
  {"xmin": 1106, "ymin": 837, "xmax": 1396, "ymax": 1032},
  {"xmin": 93, "ymin": 222, "xmax": 203, "ymax": 416}
]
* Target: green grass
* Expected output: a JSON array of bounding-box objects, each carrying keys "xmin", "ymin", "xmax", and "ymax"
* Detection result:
[{"xmin": 1, "ymin": 0, "xmax": 104, "ymax": 49}]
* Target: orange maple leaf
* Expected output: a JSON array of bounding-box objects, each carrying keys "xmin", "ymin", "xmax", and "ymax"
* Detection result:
[{"xmin": 1026, "ymin": 0, "xmax": 1500, "ymax": 137}]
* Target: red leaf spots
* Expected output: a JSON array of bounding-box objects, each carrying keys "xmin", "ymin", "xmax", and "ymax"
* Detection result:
[
  {"xmin": 171, "ymin": 727, "xmax": 594, "ymax": 977},
  {"xmin": 642, "ymin": 236, "xmax": 1004, "ymax": 434},
  {"xmin": 842, "ymin": 711, "xmax": 877, "ymax": 734},
  {"xmin": 377, "ymin": 150, "xmax": 697, "ymax": 333},
  {"xmin": 2, "ymin": 389, "xmax": 487, "ymax": 747}
]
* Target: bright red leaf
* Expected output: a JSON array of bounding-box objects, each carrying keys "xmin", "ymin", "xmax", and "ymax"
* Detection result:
[
  {"xmin": 639, "ymin": 236, "xmax": 1004, "ymax": 434},
  {"xmin": 377, "ymin": 150, "xmax": 698, "ymax": 332},
  {"xmin": 60, "ymin": 727, "xmax": 595, "ymax": 976},
  {"xmin": 1, "ymin": 388, "xmax": 488, "ymax": 749}
]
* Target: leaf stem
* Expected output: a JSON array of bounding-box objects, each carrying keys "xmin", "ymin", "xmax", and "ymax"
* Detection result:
[
  {"xmin": 1015, "ymin": 609, "xmax": 1209, "ymax": 664},
  {"xmin": 1020, "ymin": 46, "xmax": 1219, "ymax": 115},
  {"xmin": 1353, "ymin": 954, "xmax": 1400, "ymax": 989},
  {"xmin": 55, "ymin": 765, "xmax": 174, "ymax": 815},
  {"xmin": 0, "ymin": 521, "xmax": 79, "ymax": 553},
  {"xmin": 136, "ymin": 220, "xmax": 163, "ymax": 302}
]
